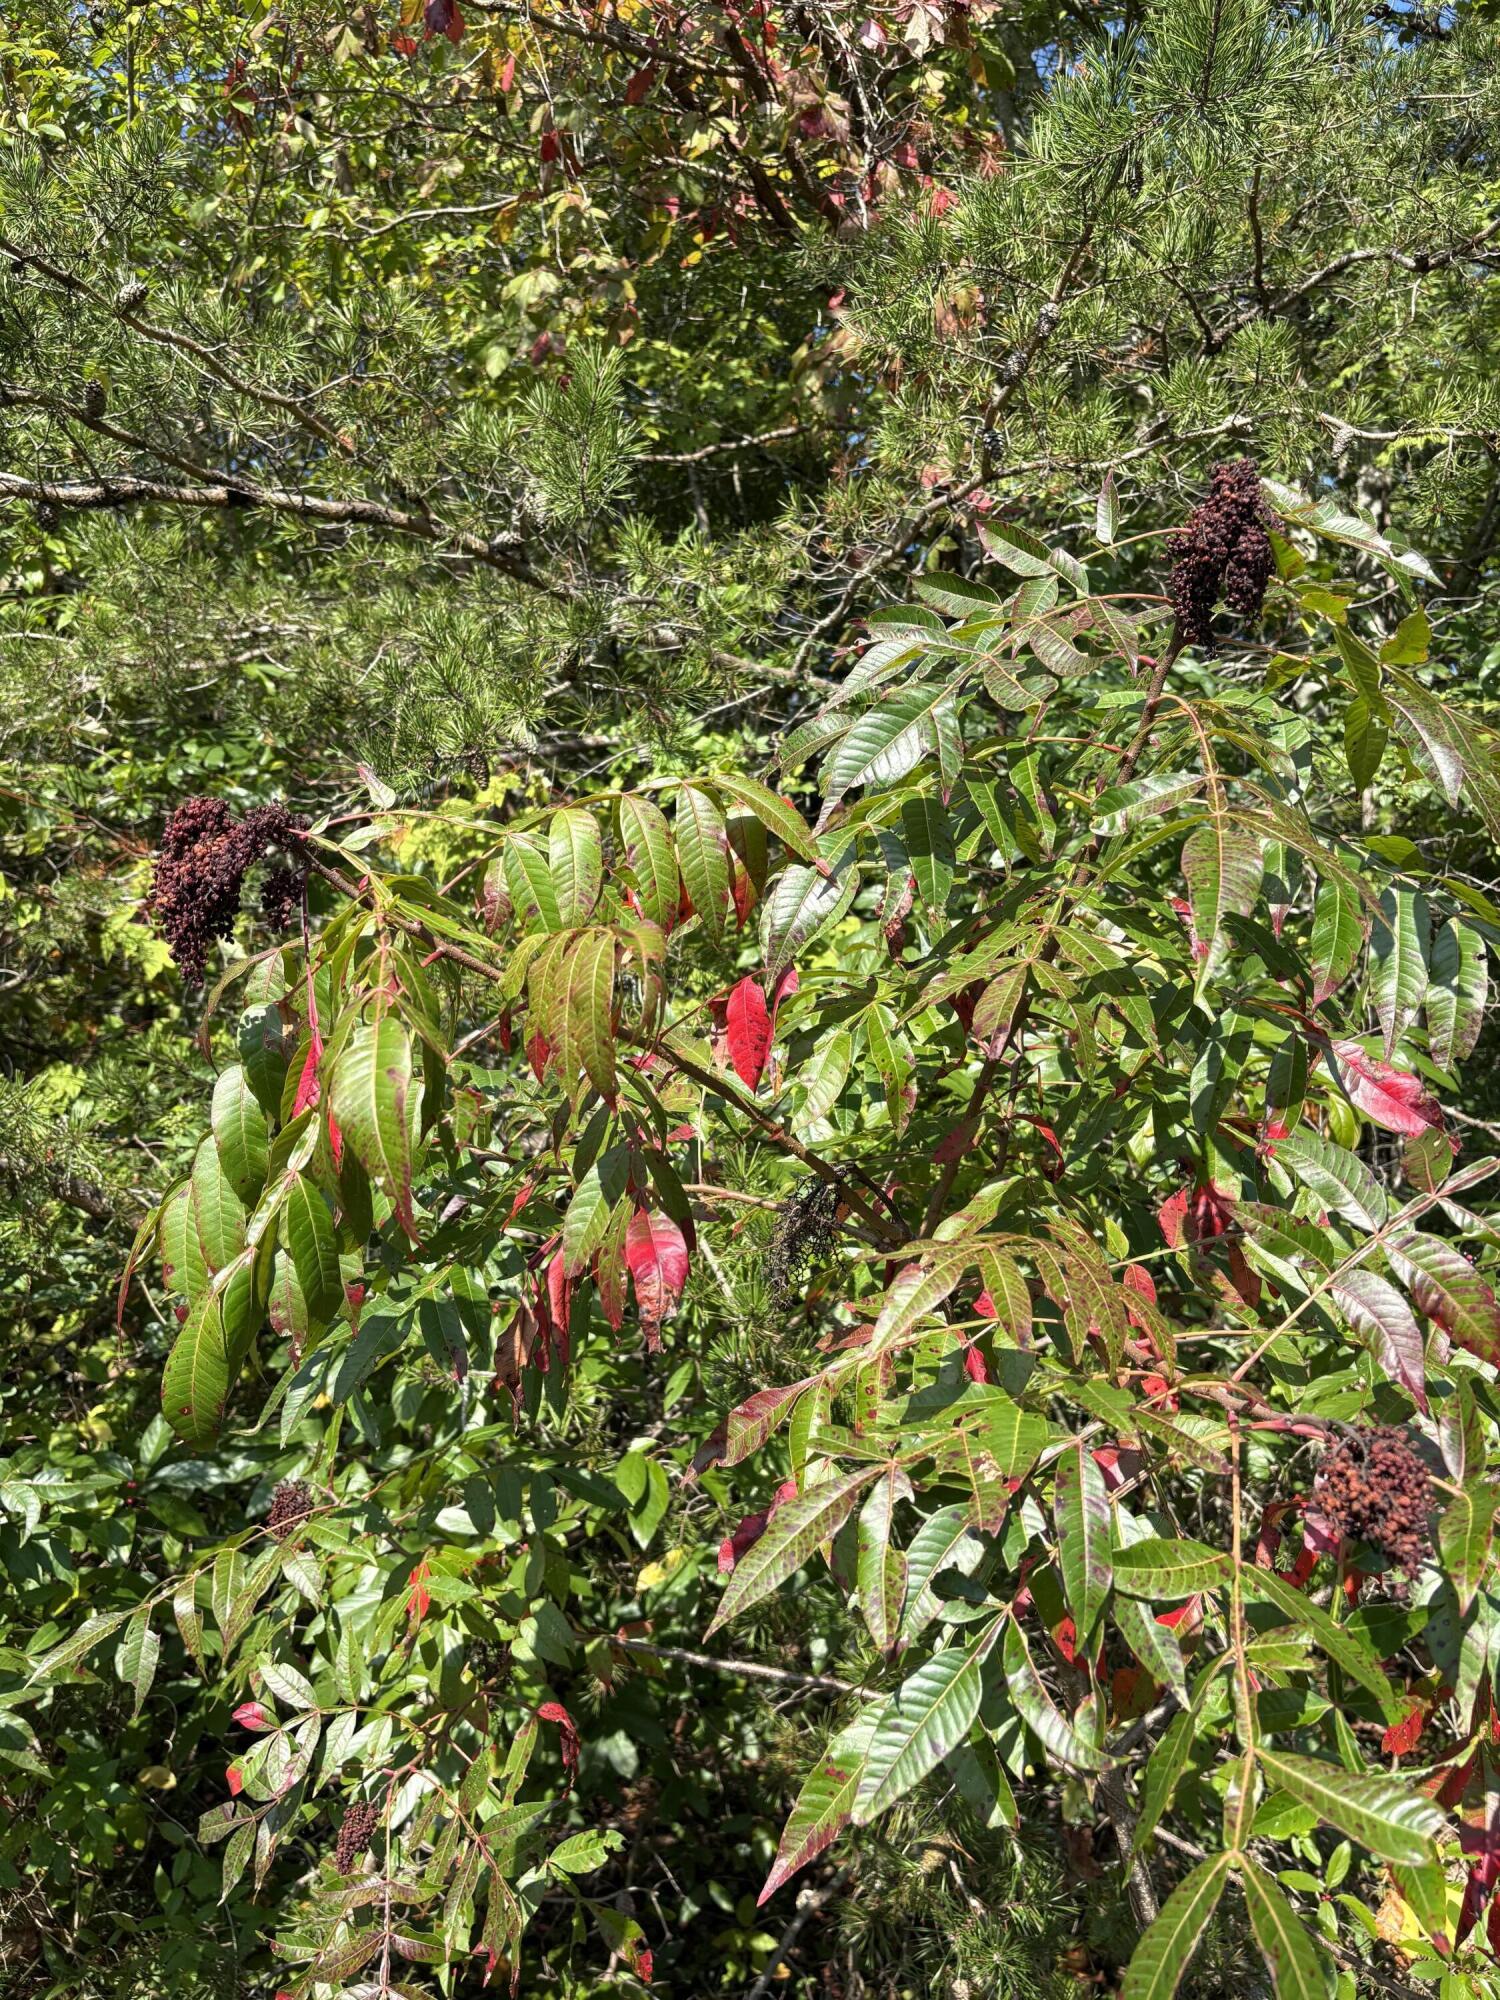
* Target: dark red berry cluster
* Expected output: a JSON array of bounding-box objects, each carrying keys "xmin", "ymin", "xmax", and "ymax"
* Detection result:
[
  {"xmin": 259, "ymin": 865, "xmax": 304, "ymax": 934},
  {"xmin": 1165, "ymin": 460, "xmax": 1275, "ymax": 647},
  {"xmin": 334, "ymin": 1799, "xmax": 380, "ymax": 1874},
  {"xmin": 147, "ymin": 797, "xmax": 305, "ymax": 980},
  {"xmin": 267, "ymin": 1478, "xmax": 313, "ymax": 1542},
  {"xmin": 1317, "ymin": 1426, "xmax": 1432, "ymax": 1580}
]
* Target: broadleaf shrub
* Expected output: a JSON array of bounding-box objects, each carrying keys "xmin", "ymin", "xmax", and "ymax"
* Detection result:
[{"xmin": 25, "ymin": 473, "xmax": 1500, "ymax": 1995}]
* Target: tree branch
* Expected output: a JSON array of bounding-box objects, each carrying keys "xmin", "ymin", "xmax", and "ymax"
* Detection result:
[
  {"xmin": 0, "ymin": 470, "xmax": 531, "ymax": 577},
  {"xmin": 608, "ymin": 1635, "xmax": 857, "ymax": 1693}
]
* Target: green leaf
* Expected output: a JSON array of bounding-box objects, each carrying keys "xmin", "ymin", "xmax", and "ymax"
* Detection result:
[
  {"xmin": 1343, "ymin": 692, "xmax": 1388, "ymax": 791},
  {"xmin": 162, "ymin": 1293, "xmax": 236, "ymax": 1448},
  {"xmin": 555, "ymin": 928, "xmax": 617, "ymax": 1103},
  {"xmin": 159, "ymin": 1181, "xmax": 209, "ymax": 1299},
  {"xmin": 220, "ymin": 1818, "xmax": 256, "ymax": 1904},
  {"xmin": 258, "ymin": 1656, "xmax": 318, "ymax": 1710},
  {"xmin": 853, "ymin": 1620, "xmax": 999, "ymax": 1822},
  {"xmin": 711, "ymin": 772, "xmax": 822, "ymax": 865},
  {"xmin": 1369, "ymin": 888, "xmax": 1429, "ymax": 1057},
  {"xmin": 674, "ymin": 784, "xmax": 730, "ymax": 941},
  {"xmin": 616, "ymin": 795, "xmax": 679, "ymax": 929},
  {"xmin": 900, "ymin": 793, "xmax": 955, "ymax": 913},
  {"xmin": 1002, "ymin": 1617, "xmax": 1108, "ymax": 1771},
  {"xmin": 1112, "ymin": 1538, "xmax": 1232, "ymax": 1599},
  {"xmin": 211, "ymin": 1065, "xmax": 270, "ymax": 1205},
  {"xmin": 871, "ymin": 1251, "xmax": 974, "ymax": 1349},
  {"xmin": 856, "ymin": 1469, "xmax": 908, "ymax": 1655},
  {"xmin": 1120, "ymin": 1851, "xmax": 1233, "ymax": 2000},
  {"xmin": 1309, "ymin": 878, "xmax": 1366, "ymax": 1005},
  {"xmin": 173, "ymin": 1579, "xmax": 204, "ymax": 1671},
  {"xmin": 900, "ymin": 1504, "xmax": 988, "ymax": 1644},
  {"xmin": 1055, "ymin": 1437, "xmax": 1112, "ymax": 1654},
  {"xmin": 281, "ymin": 1174, "xmax": 343, "ymax": 1326},
  {"xmin": 1246, "ymin": 1568, "xmax": 1398, "ymax": 1715},
  {"xmin": 1239, "ymin": 1856, "xmax": 1329, "ymax": 2000},
  {"xmin": 504, "ymin": 834, "xmax": 563, "ymax": 931},
  {"xmin": 913, "ymin": 571, "xmax": 1000, "ymax": 618},
  {"xmin": 1092, "ymin": 772, "xmax": 1202, "ymax": 835},
  {"xmin": 760, "ymin": 858, "xmax": 855, "ymax": 979},
  {"xmin": 191, "ymin": 1135, "xmax": 247, "ymax": 1274},
  {"xmin": 759, "ymin": 1704, "xmax": 887, "ymax": 1904},
  {"xmin": 115, "ymin": 1608, "xmax": 160, "ymax": 1718},
  {"xmin": 979, "ymin": 520, "xmax": 1056, "ymax": 577},
  {"xmin": 1277, "ymin": 1130, "xmax": 1389, "ymax": 1231},
  {"xmin": 548, "ymin": 807, "xmax": 603, "ymax": 926},
  {"xmin": 821, "ymin": 686, "xmax": 961, "ymax": 809},
  {"xmin": 1255, "ymin": 1750, "xmax": 1442, "ymax": 1866},
  {"xmin": 1113, "ymin": 1593, "xmax": 1189, "ymax": 1706},
  {"xmin": 1133, "ymin": 1708, "xmax": 1198, "ymax": 1854},
  {"xmin": 945, "ymin": 1729, "xmax": 1020, "ymax": 1830},
  {"xmin": 563, "ymin": 1145, "xmax": 630, "ymax": 1278},
  {"xmin": 238, "ymin": 1004, "xmax": 288, "ymax": 1118},
  {"xmin": 1439, "ymin": 1478, "xmax": 1497, "ymax": 1614},
  {"xmin": 706, "ymin": 1468, "xmax": 880, "ymax": 1635},
  {"xmin": 1181, "ymin": 820, "xmax": 1263, "ymax": 986},
  {"xmin": 1428, "ymin": 920, "xmax": 1487, "ymax": 1070},
  {"xmin": 329, "ymin": 1016, "xmax": 419, "ymax": 1240},
  {"xmin": 28, "ymin": 1608, "xmax": 131, "ymax": 1685}
]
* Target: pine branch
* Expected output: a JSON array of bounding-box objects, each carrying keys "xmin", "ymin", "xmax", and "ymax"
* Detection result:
[
  {"xmin": 1, "ymin": 235, "xmax": 350, "ymax": 457},
  {"xmin": 0, "ymin": 470, "xmax": 533, "ymax": 576}
]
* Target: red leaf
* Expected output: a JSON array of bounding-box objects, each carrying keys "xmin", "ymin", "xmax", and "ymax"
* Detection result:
[
  {"xmin": 537, "ymin": 1699, "xmax": 580, "ymax": 1788},
  {"xmin": 950, "ymin": 983, "xmax": 979, "ymax": 1034},
  {"xmin": 1332, "ymin": 1040, "xmax": 1445, "ymax": 1137},
  {"xmin": 1122, "ymin": 1264, "xmax": 1157, "ymax": 1307},
  {"xmin": 226, "ymin": 1764, "xmax": 244, "ymax": 1795},
  {"xmin": 424, "ymin": 0, "xmax": 464, "ymax": 40},
  {"xmin": 1157, "ymin": 1187, "xmax": 1189, "ymax": 1249},
  {"xmin": 1383, "ymin": 1705, "xmax": 1426, "ymax": 1757},
  {"xmin": 962, "ymin": 1340, "xmax": 988, "ymax": 1384},
  {"xmin": 407, "ymin": 1561, "xmax": 431, "ymax": 1623},
  {"xmin": 1189, "ymin": 1183, "xmax": 1233, "ymax": 1241},
  {"xmin": 730, "ymin": 857, "xmax": 758, "ymax": 930},
  {"xmin": 546, "ymin": 1251, "xmax": 572, "ymax": 1370},
  {"xmin": 625, "ymin": 63, "xmax": 656, "ymax": 103},
  {"xmin": 232, "ymin": 1702, "xmax": 272, "ymax": 1731},
  {"xmin": 972, "ymin": 1289, "xmax": 996, "ymax": 1319},
  {"xmin": 625, "ymin": 1210, "xmax": 690, "ymax": 1350},
  {"xmin": 293, "ymin": 1028, "xmax": 323, "ymax": 1115},
  {"xmin": 769, "ymin": 963, "xmax": 799, "ymax": 1034},
  {"xmin": 1019, "ymin": 1115, "xmax": 1065, "ymax": 1181},
  {"xmin": 725, "ymin": 975, "xmax": 771, "ymax": 1092},
  {"xmin": 498, "ymin": 51, "xmax": 516, "ymax": 90},
  {"xmin": 719, "ymin": 1480, "xmax": 797, "ymax": 1570},
  {"xmin": 526, "ymin": 1030, "xmax": 552, "ymax": 1083}
]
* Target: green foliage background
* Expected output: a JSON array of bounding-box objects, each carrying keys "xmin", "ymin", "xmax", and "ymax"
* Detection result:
[{"xmin": 2, "ymin": 0, "xmax": 1500, "ymax": 1994}]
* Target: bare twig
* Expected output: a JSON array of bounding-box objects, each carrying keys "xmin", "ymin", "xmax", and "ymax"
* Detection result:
[
  {"xmin": 609, "ymin": 1635, "xmax": 857, "ymax": 1694},
  {"xmin": 745, "ymin": 1866, "xmax": 851, "ymax": 1995}
]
